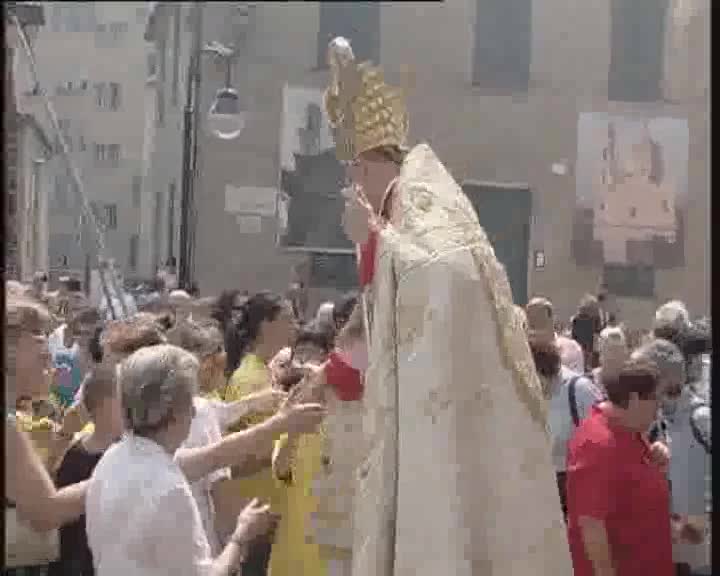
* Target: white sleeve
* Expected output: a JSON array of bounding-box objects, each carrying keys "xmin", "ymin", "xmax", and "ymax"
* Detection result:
[
  {"xmin": 209, "ymin": 399, "xmax": 249, "ymax": 431},
  {"xmin": 152, "ymin": 486, "xmax": 215, "ymax": 575}
]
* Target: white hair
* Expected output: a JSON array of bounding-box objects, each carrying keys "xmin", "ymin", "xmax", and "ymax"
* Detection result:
[
  {"xmin": 169, "ymin": 290, "xmax": 192, "ymax": 306},
  {"xmin": 316, "ymin": 302, "xmax": 335, "ymax": 326},
  {"xmin": 653, "ymin": 300, "xmax": 690, "ymax": 339},
  {"xmin": 599, "ymin": 326, "xmax": 627, "ymax": 353},
  {"xmin": 118, "ymin": 344, "xmax": 199, "ymax": 434},
  {"xmin": 632, "ymin": 338, "xmax": 686, "ymax": 387}
]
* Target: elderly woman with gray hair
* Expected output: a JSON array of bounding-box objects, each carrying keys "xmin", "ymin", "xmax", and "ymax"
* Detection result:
[
  {"xmin": 633, "ymin": 339, "xmax": 711, "ymax": 576},
  {"xmin": 86, "ymin": 344, "xmax": 325, "ymax": 576}
]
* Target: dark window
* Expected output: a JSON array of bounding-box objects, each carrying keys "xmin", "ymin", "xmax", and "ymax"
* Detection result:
[
  {"xmin": 147, "ymin": 52, "xmax": 158, "ymax": 78},
  {"xmin": 472, "ymin": 0, "xmax": 532, "ymax": 92},
  {"xmin": 629, "ymin": 206, "xmax": 637, "ymax": 218},
  {"xmin": 132, "ymin": 175, "xmax": 142, "ymax": 208},
  {"xmin": 310, "ymin": 253, "xmax": 358, "ymax": 290},
  {"xmin": 109, "ymin": 22, "xmax": 128, "ymax": 42},
  {"xmin": 129, "ymin": 234, "xmax": 139, "ymax": 271},
  {"xmin": 94, "ymin": 143, "xmax": 106, "ymax": 165},
  {"xmin": 8, "ymin": 191, "xmax": 17, "ymax": 215},
  {"xmin": 104, "ymin": 204, "xmax": 117, "ymax": 230},
  {"xmin": 662, "ymin": 199, "xmax": 669, "ymax": 213},
  {"xmin": 608, "ymin": 0, "xmax": 667, "ymax": 102},
  {"xmin": 317, "ymin": 2, "xmax": 381, "ymax": 68},
  {"xmin": 107, "ymin": 144, "xmax": 120, "ymax": 167},
  {"xmin": 280, "ymin": 150, "xmax": 351, "ymax": 250},
  {"xmin": 95, "ymin": 82, "xmax": 106, "ymax": 108},
  {"xmin": 157, "ymin": 87, "xmax": 165, "ymax": 126},
  {"xmin": 462, "ymin": 182, "xmax": 532, "ymax": 305},
  {"xmin": 603, "ymin": 264, "xmax": 655, "ymax": 299},
  {"xmin": 109, "ymin": 82, "xmax": 121, "ymax": 110}
]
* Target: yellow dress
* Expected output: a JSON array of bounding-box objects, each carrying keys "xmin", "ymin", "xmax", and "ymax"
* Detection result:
[
  {"xmin": 212, "ymin": 354, "xmax": 287, "ymax": 541},
  {"xmin": 15, "ymin": 412, "xmax": 55, "ymax": 468},
  {"xmin": 269, "ymin": 432, "xmax": 326, "ymax": 576}
]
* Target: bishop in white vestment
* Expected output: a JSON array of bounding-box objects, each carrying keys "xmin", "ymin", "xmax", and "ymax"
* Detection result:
[{"xmin": 322, "ymin": 37, "xmax": 574, "ymax": 576}]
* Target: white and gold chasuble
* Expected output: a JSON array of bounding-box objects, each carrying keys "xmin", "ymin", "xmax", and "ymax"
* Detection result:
[
  {"xmin": 311, "ymin": 391, "xmax": 366, "ymax": 576},
  {"xmin": 351, "ymin": 144, "xmax": 573, "ymax": 576}
]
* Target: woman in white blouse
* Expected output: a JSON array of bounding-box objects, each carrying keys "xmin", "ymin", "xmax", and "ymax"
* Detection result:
[{"xmin": 86, "ymin": 344, "xmax": 324, "ymax": 576}]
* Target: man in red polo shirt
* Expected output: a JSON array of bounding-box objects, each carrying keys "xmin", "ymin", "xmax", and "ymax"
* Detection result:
[{"xmin": 566, "ymin": 358, "xmax": 701, "ymax": 576}]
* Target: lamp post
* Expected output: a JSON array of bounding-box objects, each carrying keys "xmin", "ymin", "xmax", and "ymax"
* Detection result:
[
  {"xmin": 178, "ymin": 2, "xmax": 202, "ymax": 292},
  {"xmin": 178, "ymin": 6, "xmax": 246, "ymax": 291}
]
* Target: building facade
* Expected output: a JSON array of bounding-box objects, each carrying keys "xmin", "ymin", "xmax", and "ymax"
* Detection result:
[
  {"xmin": 15, "ymin": 113, "xmax": 58, "ymax": 282},
  {"xmin": 5, "ymin": 2, "xmax": 51, "ymax": 282},
  {"xmin": 146, "ymin": 1, "xmax": 709, "ymax": 325},
  {"xmin": 15, "ymin": 2, "xmax": 151, "ymax": 283}
]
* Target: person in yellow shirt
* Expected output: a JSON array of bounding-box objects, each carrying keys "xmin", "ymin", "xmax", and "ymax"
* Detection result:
[
  {"xmin": 270, "ymin": 322, "xmax": 332, "ymax": 576},
  {"xmin": 212, "ymin": 291, "xmax": 297, "ymax": 576}
]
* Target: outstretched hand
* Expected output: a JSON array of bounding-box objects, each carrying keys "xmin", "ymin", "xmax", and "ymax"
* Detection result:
[
  {"xmin": 277, "ymin": 361, "xmax": 328, "ymax": 434},
  {"xmin": 243, "ymin": 388, "xmax": 288, "ymax": 415},
  {"xmin": 234, "ymin": 498, "xmax": 280, "ymax": 545},
  {"xmin": 342, "ymin": 186, "xmax": 382, "ymax": 244}
]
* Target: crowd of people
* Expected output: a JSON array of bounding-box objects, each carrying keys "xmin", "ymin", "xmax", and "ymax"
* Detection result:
[
  {"xmin": 6, "ymin": 272, "xmax": 712, "ymax": 576},
  {"xmin": 523, "ymin": 294, "xmax": 711, "ymax": 576},
  {"xmin": 6, "ymin": 277, "xmax": 367, "ymax": 576}
]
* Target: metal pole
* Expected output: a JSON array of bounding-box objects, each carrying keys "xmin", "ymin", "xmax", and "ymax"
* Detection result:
[
  {"xmin": 188, "ymin": 4, "xmax": 204, "ymax": 291},
  {"xmin": 179, "ymin": 3, "xmax": 202, "ymax": 291}
]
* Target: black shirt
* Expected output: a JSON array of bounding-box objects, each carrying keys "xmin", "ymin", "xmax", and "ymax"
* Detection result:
[{"xmin": 48, "ymin": 440, "xmax": 104, "ymax": 576}]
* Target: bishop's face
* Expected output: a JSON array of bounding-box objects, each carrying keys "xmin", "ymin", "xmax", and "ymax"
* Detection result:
[{"xmin": 342, "ymin": 150, "xmax": 396, "ymax": 244}]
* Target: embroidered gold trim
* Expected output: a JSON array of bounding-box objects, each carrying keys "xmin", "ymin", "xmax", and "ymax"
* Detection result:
[{"xmin": 377, "ymin": 144, "xmax": 548, "ymax": 431}]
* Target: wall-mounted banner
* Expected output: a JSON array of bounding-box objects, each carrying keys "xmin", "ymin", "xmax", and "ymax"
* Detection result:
[
  {"xmin": 278, "ymin": 83, "xmax": 353, "ymax": 252},
  {"xmin": 573, "ymin": 113, "xmax": 688, "ymax": 270}
]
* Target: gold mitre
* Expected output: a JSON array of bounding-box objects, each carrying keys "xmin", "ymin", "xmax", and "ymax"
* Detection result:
[{"xmin": 323, "ymin": 37, "xmax": 409, "ymax": 161}]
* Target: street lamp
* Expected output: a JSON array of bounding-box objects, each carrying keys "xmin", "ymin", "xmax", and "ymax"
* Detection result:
[
  {"xmin": 179, "ymin": 9, "xmax": 248, "ymax": 289},
  {"xmin": 204, "ymin": 41, "xmax": 245, "ymax": 141}
]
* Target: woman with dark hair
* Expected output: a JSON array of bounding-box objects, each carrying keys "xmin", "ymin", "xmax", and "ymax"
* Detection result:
[
  {"xmin": 212, "ymin": 291, "xmax": 297, "ymax": 576},
  {"xmin": 527, "ymin": 334, "xmax": 602, "ymax": 520},
  {"xmin": 212, "ymin": 290, "xmax": 247, "ymax": 378},
  {"xmin": 212, "ymin": 290, "xmax": 242, "ymax": 329},
  {"xmin": 571, "ymin": 294, "xmax": 603, "ymax": 372}
]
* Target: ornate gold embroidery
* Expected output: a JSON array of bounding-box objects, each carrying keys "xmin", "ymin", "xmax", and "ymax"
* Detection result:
[{"xmin": 380, "ymin": 144, "xmax": 549, "ymax": 431}]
